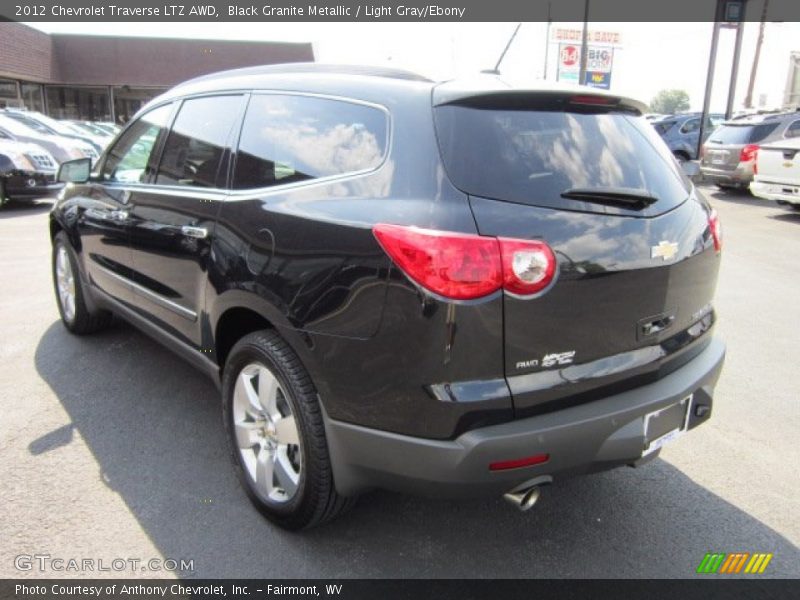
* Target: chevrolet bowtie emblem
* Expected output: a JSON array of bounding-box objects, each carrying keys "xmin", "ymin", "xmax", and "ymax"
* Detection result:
[{"xmin": 651, "ymin": 241, "xmax": 679, "ymax": 261}]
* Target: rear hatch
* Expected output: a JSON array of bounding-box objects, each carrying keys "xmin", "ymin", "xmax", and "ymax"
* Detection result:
[
  {"xmin": 755, "ymin": 139, "xmax": 800, "ymax": 185},
  {"xmin": 701, "ymin": 121, "xmax": 780, "ymax": 170},
  {"xmin": 433, "ymin": 87, "xmax": 721, "ymax": 416}
]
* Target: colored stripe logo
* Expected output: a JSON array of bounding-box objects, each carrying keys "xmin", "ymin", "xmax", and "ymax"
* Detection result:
[{"xmin": 696, "ymin": 552, "xmax": 773, "ymax": 574}]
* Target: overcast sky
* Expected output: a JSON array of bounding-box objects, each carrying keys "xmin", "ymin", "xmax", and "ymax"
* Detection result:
[{"xmin": 28, "ymin": 21, "xmax": 799, "ymax": 111}]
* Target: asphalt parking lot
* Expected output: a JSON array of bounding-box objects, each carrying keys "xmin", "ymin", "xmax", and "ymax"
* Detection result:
[{"xmin": 1, "ymin": 184, "xmax": 798, "ymax": 579}]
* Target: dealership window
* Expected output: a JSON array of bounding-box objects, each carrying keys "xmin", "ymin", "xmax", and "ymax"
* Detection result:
[
  {"xmin": 20, "ymin": 83, "xmax": 44, "ymax": 113},
  {"xmin": 232, "ymin": 94, "xmax": 388, "ymax": 190},
  {"xmin": 156, "ymin": 95, "xmax": 243, "ymax": 188},
  {"xmin": 45, "ymin": 86, "xmax": 111, "ymax": 121},
  {"xmin": 0, "ymin": 78, "xmax": 18, "ymax": 108},
  {"xmin": 102, "ymin": 103, "xmax": 173, "ymax": 184},
  {"xmin": 113, "ymin": 86, "xmax": 168, "ymax": 124}
]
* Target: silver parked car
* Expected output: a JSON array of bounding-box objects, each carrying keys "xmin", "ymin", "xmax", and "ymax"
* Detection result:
[
  {"xmin": 0, "ymin": 113, "xmax": 98, "ymax": 165},
  {"xmin": 700, "ymin": 112, "xmax": 800, "ymax": 189}
]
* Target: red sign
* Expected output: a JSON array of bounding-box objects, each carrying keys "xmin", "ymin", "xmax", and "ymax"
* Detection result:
[{"xmin": 560, "ymin": 45, "xmax": 579, "ymax": 68}]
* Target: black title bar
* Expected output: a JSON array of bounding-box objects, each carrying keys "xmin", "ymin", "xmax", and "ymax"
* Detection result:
[{"xmin": 1, "ymin": 0, "xmax": 800, "ymax": 22}]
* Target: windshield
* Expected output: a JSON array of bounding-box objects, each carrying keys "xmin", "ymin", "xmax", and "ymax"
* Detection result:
[
  {"xmin": 434, "ymin": 105, "xmax": 690, "ymax": 215},
  {"xmin": 708, "ymin": 123, "xmax": 779, "ymax": 145}
]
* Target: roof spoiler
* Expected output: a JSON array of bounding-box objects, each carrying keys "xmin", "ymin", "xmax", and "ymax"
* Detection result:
[{"xmin": 433, "ymin": 81, "xmax": 647, "ymax": 115}]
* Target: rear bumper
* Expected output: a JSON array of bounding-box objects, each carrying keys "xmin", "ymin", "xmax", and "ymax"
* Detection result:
[
  {"xmin": 700, "ymin": 163, "xmax": 753, "ymax": 185},
  {"xmin": 750, "ymin": 180, "xmax": 800, "ymax": 205},
  {"xmin": 324, "ymin": 336, "xmax": 726, "ymax": 497}
]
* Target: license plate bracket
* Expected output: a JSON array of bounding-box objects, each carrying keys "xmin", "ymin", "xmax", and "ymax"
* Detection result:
[{"xmin": 642, "ymin": 394, "xmax": 692, "ymax": 456}]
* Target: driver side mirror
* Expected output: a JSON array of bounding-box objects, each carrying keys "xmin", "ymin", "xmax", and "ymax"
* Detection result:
[{"xmin": 57, "ymin": 157, "xmax": 91, "ymax": 184}]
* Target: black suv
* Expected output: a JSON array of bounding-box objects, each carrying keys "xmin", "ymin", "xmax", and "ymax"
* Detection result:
[{"xmin": 50, "ymin": 65, "xmax": 726, "ymax": 529}]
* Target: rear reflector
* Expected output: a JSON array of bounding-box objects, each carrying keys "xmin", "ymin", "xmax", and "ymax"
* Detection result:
[
  {"xmin": 490, "ymin": 453, "xmax": 550, "ymax": 471},
  {"xmin": 373, "ymin": 223, "xmax": 557, "ymax": 300},
  {"xmin": 708, "ymin": 209, "xmax": 722, "ymax": 253}
]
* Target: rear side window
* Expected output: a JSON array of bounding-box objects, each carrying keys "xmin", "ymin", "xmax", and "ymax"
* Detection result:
[
  {"xmin": 232, "ymin": 94, "xmax": 388, "ymax": 190},
  {"xmin": 156, "ymin": 95, "xmax": 242, "ymax": 188},
  {"xmin": 785, "ymin": 120, "xmax": 800, "ymax": 139},
  {"xmin": 680, "ymin": 118, "xmax": 700, "ymax": 134},
  {"xmin": 435, "ymin": 105, "xmax": 689, "ymax": 213},
  {"xmin": 709, "ymin": 122, "xmax": 779, "ymax": 144}
]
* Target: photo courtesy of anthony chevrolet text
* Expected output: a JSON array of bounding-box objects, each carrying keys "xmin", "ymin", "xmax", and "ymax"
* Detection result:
[{"xmin": 0, "ymin": 0, "xmax": 798, "ymax": 598}]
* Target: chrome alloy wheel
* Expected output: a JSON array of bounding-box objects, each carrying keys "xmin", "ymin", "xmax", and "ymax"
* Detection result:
[
  {"xmin": 55, "ymin": 245, "xmax": 76, "ymax": 323},
  {"xmin": 233, "ymin": 362, "xmax": 302, "ymax": 503}
]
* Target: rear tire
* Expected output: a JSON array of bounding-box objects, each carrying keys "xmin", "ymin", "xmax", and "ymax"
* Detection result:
[
  {"xmin": 222, "ymin": 330, "xmax": 355, "ymax": 530},
  {"xmin": 52, "ymin": 232, "xmax": 112, "ymax": 334},
  {"xmin": 0, "ymin": 178, "xmax": 8, "ymax": 208}
]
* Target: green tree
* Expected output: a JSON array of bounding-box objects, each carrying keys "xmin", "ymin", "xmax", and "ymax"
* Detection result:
[{"xmin": 649, "ymin": 89, "xmax": 691, "ymax": 114}]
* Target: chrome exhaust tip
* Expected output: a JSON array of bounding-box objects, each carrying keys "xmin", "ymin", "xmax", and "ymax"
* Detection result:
[{"xmin": 503, "ymin": 486, "xmax": 541, "ymax": 511}]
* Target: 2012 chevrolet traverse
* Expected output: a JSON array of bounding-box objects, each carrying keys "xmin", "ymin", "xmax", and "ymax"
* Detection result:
[{"xmin": 50, "ymin": 65, "xmax": 725, "ymax": 529}]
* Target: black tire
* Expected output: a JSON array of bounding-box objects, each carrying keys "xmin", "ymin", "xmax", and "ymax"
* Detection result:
[
  {"xmin": 222, "ymin": 330, "xmax": 355, "ymax": 530},
  {"xmin": 52, "ymin": 231, "xmax": 113, "ymax": 334},
  {"xmin": 0, "ymin": 178, "xmax": 8, "ymax": 208}
]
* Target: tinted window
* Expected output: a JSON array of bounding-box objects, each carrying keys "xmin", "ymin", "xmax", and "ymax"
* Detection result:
[
  {"xmin": 709, "ymin": 122, "xmax": 780, "ymax": 144},
  {"xmin": 102, "ymin": 103, "xmax": 172, "ymax": 183},
  {"xmin": 435, "ymin": 105, "xmax": 689, "ymax": 213},
  {"xmin": 785, "ymin": 120, "xmax": 800, "ymax": 139},
  {"xmin": 233, "ymin": 94, "xmax": 388, "ymax": 190},
  {"xmin": 156, "ymin": 95, "xmax": 242, "ymax": 188}
]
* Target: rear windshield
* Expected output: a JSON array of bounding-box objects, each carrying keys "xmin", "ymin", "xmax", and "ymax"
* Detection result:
[
  {"xmin": 708, "ymin": 123, "xmax": 779, "ymax": 145},
  {"xmin": 434, "ymin": 105, "xmax": 690, "ymax": 214}
]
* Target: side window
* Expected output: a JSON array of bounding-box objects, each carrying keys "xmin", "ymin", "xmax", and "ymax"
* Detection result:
[
  {"xmin": 785, "ymin": 120, "xmax": 800, "ymax": 139},
  {"xmin": 680, "ymin": 118, "xmax": 700, "ymax": 134},
  {"xmin": 156, "ymin": 95, "xmax": 242, "ymax": 188},
  {"xmin": 233, "ymin": 94, "xmax": 388, "ymax": 190},
  {"xmin": 103, "ymin": 104, "xmax": 172, "ymax": 183},
  {"xmin": 102, "ymin": 104, "xmax": 172, "ymax": 183}
]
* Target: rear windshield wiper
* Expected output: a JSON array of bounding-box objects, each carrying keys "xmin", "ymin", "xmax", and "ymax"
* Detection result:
[{"xmin": 560, "ymin": 187, "xmax": 659, "ymax": 211}]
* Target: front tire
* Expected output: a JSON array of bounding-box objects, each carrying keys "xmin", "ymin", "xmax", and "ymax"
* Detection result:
[
  {"xmin": 52, "ymin": 232, "xmax": 112, "ymax": 334},
  {"xmin": 222, "ymin": 330, "xmax": 355, "ymax": 530}
]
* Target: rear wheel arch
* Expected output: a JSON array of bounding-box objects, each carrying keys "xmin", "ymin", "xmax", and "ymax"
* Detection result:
[{"xmin": 214, "ymin": 306, "xmax": 275, "ymax": 374}]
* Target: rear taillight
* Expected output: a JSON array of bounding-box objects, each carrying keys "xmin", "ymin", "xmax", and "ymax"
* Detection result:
[
  {"xmin": 708, "ymin": 209, "xmax": 722, "ymax": 253},
  {"xmin": 498, "ymin": 238, "xmax": 557, "ymax": 297},
  {"xmin": 740, "ymin": 144, "xmax": 759, "ymax": 163},
  {"xmin": 372, "ymin": 224, "xmax": 557, "ymax": 300}
]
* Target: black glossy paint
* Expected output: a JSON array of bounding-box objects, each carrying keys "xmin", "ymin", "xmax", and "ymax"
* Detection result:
[{"xmin": 50, "ymin": 68, "xmax": 722, "ymax": 441}]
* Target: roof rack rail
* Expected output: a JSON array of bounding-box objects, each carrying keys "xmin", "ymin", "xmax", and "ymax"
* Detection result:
[{"xmin": 181, "ymin": 63, "xmax": 432, "ymax": 87}]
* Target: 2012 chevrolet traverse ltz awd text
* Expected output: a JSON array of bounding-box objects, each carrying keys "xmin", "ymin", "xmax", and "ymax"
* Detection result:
[{"xmin": 49, "ymin": 65, "xmax": 725, "ymax": 529}]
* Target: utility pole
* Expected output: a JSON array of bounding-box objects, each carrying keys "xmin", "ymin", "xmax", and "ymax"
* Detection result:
[
  {"xmin": 697, "ymin": 21, "xmax": 722, "ymax": 159},
  {"xmin": 744, "ymin": 0, "xmax": 769, "ymax": 108},
  {"xmin": 578, "ymin": 0, "xmax": 590, "ymax": 85},
  {"xmin": 726, "ymin": 21, "xmax": 745, "ymax": 119},
  {"xmin": 543, "ymin": 3, "xmax": 552, "ymax": 80}
]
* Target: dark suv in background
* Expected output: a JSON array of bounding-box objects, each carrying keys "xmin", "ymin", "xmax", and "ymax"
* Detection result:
[{"xmin": 50, "ymin": 65, "xmax": 725, "ymax": 529}]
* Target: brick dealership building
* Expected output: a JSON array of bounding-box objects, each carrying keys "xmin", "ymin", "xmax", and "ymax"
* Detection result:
[{"xmin": 0, "ymin": 22, "xmax": 314, "ymax": 122}]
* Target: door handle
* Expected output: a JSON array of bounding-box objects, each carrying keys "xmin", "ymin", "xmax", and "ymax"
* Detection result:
[
  {"xmin": 181, "ymin": 225, "xmax": 208, "ymax": 239},
  {"xmin": 109, "ymin": 210, "xmax": 129, "ymax": 221}
]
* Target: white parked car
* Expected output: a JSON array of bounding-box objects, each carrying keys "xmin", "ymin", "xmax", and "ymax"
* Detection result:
[{"xmin": 750, "ymin": 137, "xmax": 800, "ymax": 210}]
